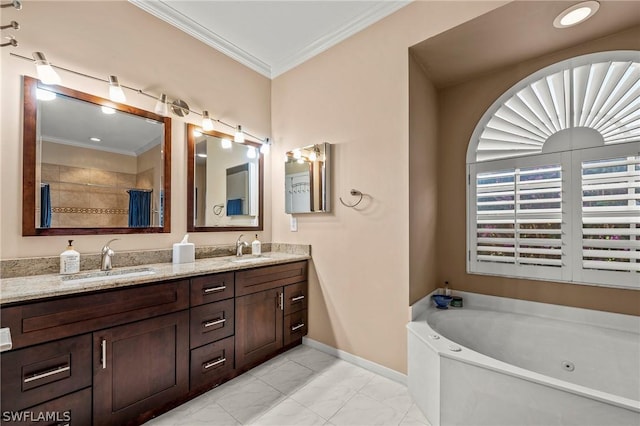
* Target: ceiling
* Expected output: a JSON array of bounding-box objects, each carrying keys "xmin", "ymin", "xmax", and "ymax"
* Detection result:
[
  {"xmin": 130, "ymin": 0, "xmax": 409, "ymax": 78},
  {"xmin": 410, "ymin": 1, "xmax": 640, "ymax": 89}
]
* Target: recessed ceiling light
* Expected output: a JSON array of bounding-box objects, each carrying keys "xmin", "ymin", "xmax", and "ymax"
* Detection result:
[
  {"xmin": 553, "ymin": 1, "xmax": 600, "ymax": 28},
  {"xmin": 90, "ymin": 137, "xmax": 101, "ymax": 142}
]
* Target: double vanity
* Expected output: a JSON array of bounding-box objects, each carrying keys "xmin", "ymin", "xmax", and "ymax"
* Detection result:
[{"xmin": 0, "ymin": 252, "xmax": 309, "ymax": 425}]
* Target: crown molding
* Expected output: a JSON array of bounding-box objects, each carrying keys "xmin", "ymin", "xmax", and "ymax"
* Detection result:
[
  {"xmin": 129, "ymin": 0, "xmax": 272, "ymax": 78},
  {"xmin": 270, "ymin": 1, "xmax": 410, "ymax": 78},
  {"xmin": 130, "ymin": 0, "xmax": 410, "ymax": 79}
]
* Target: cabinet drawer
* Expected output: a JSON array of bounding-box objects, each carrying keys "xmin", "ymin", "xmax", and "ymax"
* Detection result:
[
  {"xmin": 1, "ymin": 280, "xmax": 189, "ymax": 349},
  {"xmin": 190, "ymin": 299, "xmax": 234, "ymax": 349},
  {"xmin": 284, "ymin": 282, "xmax": 308, "ymax": 315},
  {"xmin": 190, "ymin": 336, "xmax": 235, "ymax": 391},
  {"xmin": 1, "ymin": 387, "xmax": 91, "ymax": 426},
  {"xmin": 190, "ymin": 272, "xmax": 234, "ymax": 306},
  {"xmin": 284, "ymin": 309, "xmax": 308, "ymax": 347},
  {"xmin": 236, "ymin": 261, "xmax": 307, "ymax": 296},
  {"xmin": 1, "ymin": 334, "xmax": 92, "ymax": 412}
]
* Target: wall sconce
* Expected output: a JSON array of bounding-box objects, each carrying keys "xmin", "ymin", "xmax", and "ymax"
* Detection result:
[
  {"xmin": 201, "ymin": 110, "xmax": 214, "ymax": 131},
  {"xmin": 234, "ymin": 125, "xmax": 245, "ymax": 143},
  {"xmin": 0, "ymin": 0, "xmax": 22, "ymax": 9},
  {"xmin": 154, "ymin": 93, "xmax": 168, "ymax": 116},
  {"xmin": 108, "ymin": 75, "xmax": 126, "ymax": 103},
  {"xmin": 1, "ymin": 1, "xmax": 21, "ymax": 48},
  {"xmin": 260, "ymin": 137, "xmax": 271, "ymax": 154}
]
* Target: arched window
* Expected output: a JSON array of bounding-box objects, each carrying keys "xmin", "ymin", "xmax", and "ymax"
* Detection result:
[{"xmin": 467, "ymin": 51, "xmax": 640, "ymax": 289}]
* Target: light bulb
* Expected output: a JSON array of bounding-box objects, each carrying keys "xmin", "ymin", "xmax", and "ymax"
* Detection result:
[
  {"xmin": 309, "ymin": 151, "xmax": 317, "ymax": 161},
  {"xmin": 36, "ymin": 88, "xmax": 56, "ymax": 101},
  {"xmin": 260, "ymin": 137, "xmax": 271, "ymax": 154},
  {"xmin": 247, "ymin": 146, "xmax": 257, "ymax": 159},
  {"xmin": 108, "ymin": 75, "xmax": 126, "ymax": 103},
  {"xmin": 32, "ymin": 52, "xmax": 60, "ymax": 85},
  {"xmin": 221, "ymin": 138, "xmax": 232, "ymax": 149},
  {"xmin": 234, "ymin": 125, "xmax": 245, "ymax": 143},
  {"xmin": 154, "ymin": 93, "xmax": 168, "ymax": 116},
  {"xmin": 293, "ymin": 149, "xmax": 302, "ymax": 159},
  {"xmin": 202, "ymin": 111, "xmax": 214, "ymax": 131}
]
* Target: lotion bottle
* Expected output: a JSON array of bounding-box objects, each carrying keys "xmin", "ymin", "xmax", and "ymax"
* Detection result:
[
  {"xmin": 251, "ymin": 234, "xmax": 261, "ymax": 256},
  {"xmin": 60, "ymin": 240, "xmax": 80, "ymax": 274}
]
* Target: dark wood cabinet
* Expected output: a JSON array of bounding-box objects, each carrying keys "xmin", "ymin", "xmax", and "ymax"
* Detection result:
[
  {"xmin": 92, "ymin": 311, "xmax": 189, "ymax": 426},
  {"xmin": 1, "ymin": 259, "xmax": 307, "ymax": 425},
  {"xmin": 235, "ymin": 288, "xmax": 284, "ymax": 368}
]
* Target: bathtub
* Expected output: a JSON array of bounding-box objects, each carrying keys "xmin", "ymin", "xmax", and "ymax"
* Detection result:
[{"xmin": 407, "ymin": 291, "xmax": 640, "ymax": 426}]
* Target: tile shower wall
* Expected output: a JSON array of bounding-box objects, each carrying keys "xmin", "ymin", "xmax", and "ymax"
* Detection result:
[{"xmin": 41, "ymin": 163, "xmax": 151, "ymax": 227}]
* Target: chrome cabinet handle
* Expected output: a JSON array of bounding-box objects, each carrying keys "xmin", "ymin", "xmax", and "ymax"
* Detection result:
[
  {"xmin": 24, "ymin": 365, "xmax": 70, "ymax": 383},
  {"xmin": 291, "ymin": 295, "xmax": 305, "ymax": 302},
  {"xmin": 203, "ymin": 318, "xmax": 226, "ymax": 328},
  {"xmin": 279, "ymin": 292, "xmax": 284, "ymax": 311},
  {"xmin": 291, "ymin": 323, "xmax": 305, "ymax": 332},
  {"xmin": 101, "ymin": 339, "xmax": 107, "ymax": 369},
  {"xmin": 204, "ymin": 285, "xmax": 226, "ymax": 294},
  {"xmin": 203, "ymin": 357, "xmax": 226, "ymax": 370}
]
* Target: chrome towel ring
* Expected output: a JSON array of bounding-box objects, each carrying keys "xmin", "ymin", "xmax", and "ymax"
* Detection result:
[{"xmin": 339, "ymin": 189, "xmax": 363, "ymax": 208}]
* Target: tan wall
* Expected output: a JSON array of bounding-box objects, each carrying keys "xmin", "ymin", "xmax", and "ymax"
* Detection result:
[
  {"xmin": 408, "ymin": 53, "xmax": 439, "ymax": 305},
  {"xmin": 271, "ymin": 1, "xmax": 507, "ymax": 374},
  {"xmin": 437, "ymin": 26, "xmax": 640, "ymax": 316},
  {"xmin": 0, "ymin": 1, "xmax": 272, "ymax": 258},
  {"xmin": 41, "ymin": 142, "xmax": 138, "ymax": 174}
]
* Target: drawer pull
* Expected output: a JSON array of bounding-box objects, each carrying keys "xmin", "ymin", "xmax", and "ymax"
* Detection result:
[
  {"xmin": 23, "ymin": 364, "xmax": 70, "ymax": 383},
  {"xmin": 203, "ymin": 357, "xmax": 226, "ymax": 370},
  {"xmin": 101, "ymin": 339, "xmax": 107, "ymax": 369},
  {"xmin": 291, "ymin": 295, "xmax": 305, "ymax": 302},
  {"xmin": 279, "ymin": 292, "xmax": 284, "ymax": 311},
  {"xmin": 291, "ymin": 323, "xmax": 305, "ymax": 332},
  {"xmin": 204, "ymin": 285, "xmax": 226, "ymax": 294},
  {"xmin": 203, "ymin": 318, "xmax": 226, "ymax": 328}
]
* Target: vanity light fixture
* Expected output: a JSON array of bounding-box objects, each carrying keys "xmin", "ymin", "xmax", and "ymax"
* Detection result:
[
  {"xmin": 0, "ymin": 20, "xmax": 19, "ymax": 30},
  {"xmin": 234, "ymin": 125, "xmax": 245, "ymax": 143},
  {"xmin": 202, "ymin": 110, "xmax": 214, "ymax": 131},
  {"xmin": 247, "ymin": 146, "xmax": 257, "ymax": 159},
  {"xmin": 154, "ymin": 93, "xmax": 168, "ymax": 116},
  {"xmin": 0, "ymin": 0, "xmax": 22, "ymax": 9},
  {"xmin": 32, "ymin": 52, "xmax": 60, "ymax": 85},
  {"xmin": 221, "ymin": 138, "xmax": 233, "ymax": 149},
  {"xmin": 260, "ymin": 137, "xmax": 271, "ymax": 154},
  {"xmin": 101, "ymin": 106, "xmax": 116, "ymax": 115},
  {"xmin": 293, "ymin": 149, "xmax": 302, "ymax": 159},
  {"xmin": 35, "ymin": 87, "xmax": 56, "ymax": 101},
  {"xmin": 108, "ymin": 75, "xmax": 126, "ymax": 103},
  {"xmin": 553, "ymin": 1, "xmax": 600, "ymax": 28}
]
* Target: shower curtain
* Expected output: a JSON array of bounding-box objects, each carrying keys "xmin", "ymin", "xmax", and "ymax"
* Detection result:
[{"xmin": 128, "ymin": 189, "xmax": 151, "ymax": 227}]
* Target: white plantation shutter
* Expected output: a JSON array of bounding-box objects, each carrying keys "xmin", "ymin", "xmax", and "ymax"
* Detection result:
[
  {"xmin": 472, "ymin": 159, "xmax": 564, "ymax": 280},
  {"xmin": 579, "ymin": 155, "xmax": 640, "ymax": 286}
]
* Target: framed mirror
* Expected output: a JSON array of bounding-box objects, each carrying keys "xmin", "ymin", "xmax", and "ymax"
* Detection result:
[
  {"xmin": 187, "ymin": 123, "xmax": 263, "ymax": 231},
  {"xmin": 285, "ymin": 143, "xmax": 331, "ymax": 214},
  {"xmin": 22, "ymin": 76, "xmax": 171, "ymax": 236}
]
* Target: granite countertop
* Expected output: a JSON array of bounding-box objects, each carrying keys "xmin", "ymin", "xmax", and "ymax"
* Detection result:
[{"xmin": 0, "ymin": 252, "xmax": 310, "ymax": 305}]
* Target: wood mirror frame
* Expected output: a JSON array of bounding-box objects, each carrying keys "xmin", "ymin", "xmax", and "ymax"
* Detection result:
[
  {"xmin": 186, "ymin": 123, "xmax": 264, "ymax": 232},
  {"xmin": 22, "ymin": 76, "xmax": 172, "ymax": 236}
]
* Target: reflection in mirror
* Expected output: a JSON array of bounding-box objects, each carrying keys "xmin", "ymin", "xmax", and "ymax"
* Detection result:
[
  {"xmin": 22, "ymin": 76, "xmax": 172, "ymax": 236},
  {"xmin": 188, "ymin": 124, "xmax": 263, "ymax": 231},
  {"xmin": 285, "ymin": 143, "xmax": 331, "ymax": 214}
]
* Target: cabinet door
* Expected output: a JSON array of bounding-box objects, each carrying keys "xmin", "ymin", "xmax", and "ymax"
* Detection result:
[
  {"xmin": 93, "ymin": 311, "xmax": 189, "ymax": 426},
  {"xmin": 235, "ymin": 288, "xmax": 283, "ymax": 369}
]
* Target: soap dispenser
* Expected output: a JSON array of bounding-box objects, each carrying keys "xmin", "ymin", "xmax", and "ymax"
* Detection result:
[
  {"xmin": 60, "ymin": 240, "xmax": 80, "ymax": 274},
  {"xmin": 251, "ymin": 234, "xmax": 261, "ymax": 256}
]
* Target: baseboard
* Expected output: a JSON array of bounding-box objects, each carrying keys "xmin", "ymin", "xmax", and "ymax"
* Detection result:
[{"xmin": 302, "ymin": 337, "xmax": 407, "ymax": 385}]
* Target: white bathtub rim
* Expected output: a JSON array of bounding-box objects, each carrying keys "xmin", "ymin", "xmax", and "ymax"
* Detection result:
[
  {"xmin": 407, "ymin": 312, "xmax": 640, "ymax": 413},
  {"xmin": 411, "ymin": 290, "xmax": 640, "ymax": 334}
]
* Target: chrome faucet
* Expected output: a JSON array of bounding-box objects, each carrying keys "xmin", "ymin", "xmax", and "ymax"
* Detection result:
[
  {"xmin": 235, "ymin": 234, "xmax": 249, "ymax": 257},
  {"xmin": 101, "ymin": 238, "xmax": 120, "ymax": 271}
]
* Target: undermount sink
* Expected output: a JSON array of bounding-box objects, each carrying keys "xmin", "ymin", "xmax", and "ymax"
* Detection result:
[
  {"xmin": 61, "ymin": 267, "xmax": 156, "ymax": 284},
  {"xmin": 229, "ymin": 255, "xmax": 270, "ymax": 263}
]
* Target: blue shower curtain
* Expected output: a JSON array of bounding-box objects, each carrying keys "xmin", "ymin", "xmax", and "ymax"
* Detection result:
[
  {"xmin": 40, "ymin": 183, "xmax": 51, "ymax": 228},
  {"xmin": 227, "ymin": 198, "xmax": 243, "ymax": 216},
  {"xmin": 128, "ymin": 189, "xmax": 152, "ymax": 227}
]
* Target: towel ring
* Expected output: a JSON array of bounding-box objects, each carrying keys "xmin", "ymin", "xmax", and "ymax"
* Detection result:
[{"xmin": 339, "ymin": 189, "xmax": 363, "ymax": 208}]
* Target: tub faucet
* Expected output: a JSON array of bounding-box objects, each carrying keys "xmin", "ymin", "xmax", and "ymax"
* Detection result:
[
  {"xmin": 235, "ymin": 234, "xmax": 249, "ymax": 257},
  {"xmin": 101, "ymin": 238, "xmax": 120, "ymax": 271}
]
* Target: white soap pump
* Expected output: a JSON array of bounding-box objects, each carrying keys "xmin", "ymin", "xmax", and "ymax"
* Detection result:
[
  {"xmin": 60, "ymin": 240, "xmax": 80, "ymax": 275},
  {"xmin": 251, "ymin": 234, "xmax": 261, "ymax": 256}
]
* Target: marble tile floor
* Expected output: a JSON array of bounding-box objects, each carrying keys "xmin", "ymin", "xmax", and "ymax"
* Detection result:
[{"xmin": 147, "ymin": 345, "xmax": 430, "ymax": 426}]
